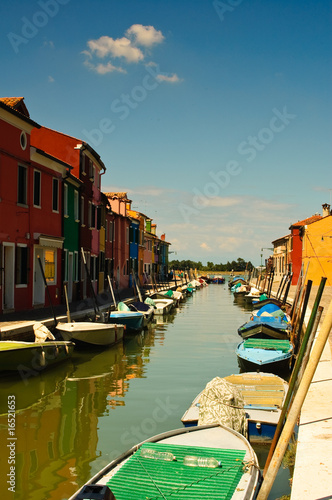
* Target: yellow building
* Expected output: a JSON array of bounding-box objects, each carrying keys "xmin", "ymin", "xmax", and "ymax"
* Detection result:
[{"xmin": 302, "ymin": 204, "xmax": 332, "ymax": 286}]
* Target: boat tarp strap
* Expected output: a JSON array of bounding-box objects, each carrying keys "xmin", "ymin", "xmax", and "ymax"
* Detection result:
[
  {"xmin": 107, "ymin": 442, "xmax": 246, "ymax": 500},
  {"xmin": 197, "ymin": 377, "xmax": 248, "ymax": 438}
]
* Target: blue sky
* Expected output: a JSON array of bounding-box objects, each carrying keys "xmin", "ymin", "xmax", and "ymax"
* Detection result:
[{"xmin": 1, "ymin": 0, "xmax": 331, "ymax": 265}]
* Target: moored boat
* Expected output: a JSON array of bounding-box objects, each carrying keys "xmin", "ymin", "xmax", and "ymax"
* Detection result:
[
  {"xmin": 108, "ymin": 302, "xmax": 144, "ymax": 333},
  {"xmin": 0, "ymin": 339, "xmax": 74, "ymax": 374},
  {"xmin": 145, "ymin": 297, "xmax": 174, "ymax": 315},
  {"xmin": 181, "ymin": 373, "xmax": 288, "ymax": 443},
  {"xmin": 56, "ymin": 321, "xmax": 124, "ymax": 347},
  {"xmin": 68, "ymin": 424, "xmax": 260, "ymax": 500},
  {"xmin": 236, "ymin": 338, "xmax": 293, "ymax": 375}
]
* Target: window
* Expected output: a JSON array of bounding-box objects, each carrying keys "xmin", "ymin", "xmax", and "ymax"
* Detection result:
[
  {"xmin": 105, "ymin": 220, "xmax": 108, "ymax": 241},
  {"xmin": 97, "ymin": 206, "xmax": 101, "ymax": 230},
  {"xmin": 126, "ymin": 227, "xmax": 129, "ymax": 244},
  {"xmin": 74, "ymin": 251, "xmax": 79, "ymax": 281},
  {"xmin": 74, "ymin": 190, "xmax": 79, "ymax": 221},
  {"xmin": 90, "ymin": 204, "xmax": 96, "ymax": 228},
  {"xmin": 44, "ymin": 250, "xmax": 56, "ymax": 283},
  {"xmin": 18, "ymin": 165, "xmax": 27, "ymax": 205},
  {"xmin": 109, "ymin": 221, "xmax": 113, "ymax": 242},
  {"xmin": 64, "ymin": 249, "xmax": 68, "ymax": 281},
  {"xmin": 52, "ymin": 178, "xmax": 59, "ymax": 212},
  {"xmin": 16, "ymin": 245, "xmax": 28, "ymax": 285},
  {"xmin": 20, "ymin": 131, "xmax": 27, "ymax": 150},
  {"xmin": 81, "ymin": 196, "xmax": 85, "ymax": 225},
  {"xmin": 64, "ymin": 184, "xmax": 68, "ymax": 216},
  {"xmin": 33, "ymin": 170, "xmax": 41, "ymax": 207}
]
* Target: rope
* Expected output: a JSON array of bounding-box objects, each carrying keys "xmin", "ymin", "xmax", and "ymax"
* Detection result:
[
  {"xmin": 136, "ymin": 455, "xmax": 168, "ymax": 500},
  {"xmin": 146, "ymin": 462, "xmax": 247, "ymax": 500}
]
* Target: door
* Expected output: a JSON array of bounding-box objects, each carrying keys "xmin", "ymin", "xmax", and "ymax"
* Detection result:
[
  {"xmin": 2, "ymin": 243, "xmax": 15, "ymax": 311},
  {"xmin": 33, "ymin": 247, "xmax": 45, "ymax": 306}
]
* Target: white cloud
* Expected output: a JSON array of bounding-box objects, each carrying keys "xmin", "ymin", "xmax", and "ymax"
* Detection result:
[
  {"xmin": 87, "ymin": 35, "xmax": 144, "ymax": 63},
  {"xmin": 126, "ymin": 24, "xmax": 164, "ymax": 47},
  {"xmin": 84, "ymin": 60, "xmax": 127, "ymax": 75},
  {"xmin": 200, "ymin": 242, "xmax": 211, "ymax": 251},
  {"xmin": 48, "ymin": 75, "xmax": 55, "ymax": 83},
  {"xmin": 156, "ymin": 73, "xmax": 183, "ymax": 83}
]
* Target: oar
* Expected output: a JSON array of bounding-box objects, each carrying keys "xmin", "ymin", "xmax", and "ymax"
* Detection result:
[
  {"xmin": 107, "ymin": 275, "xmax": 117, "ymax": 310},
  {"xmin": 64, "ymin": 284, "xmax": 71, "ymax": 323}
]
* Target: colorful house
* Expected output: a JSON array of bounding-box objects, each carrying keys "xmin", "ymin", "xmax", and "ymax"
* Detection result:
[
  {"xmin": 104, "ymin": 192, "xmax": 130, "ymax": 290},
  {"xmin": 302, "ymin": 204, "xmax": 332, "ymax": 286},
  {"xmin": 63, "ymin": 173, "xmax": 82, "ymax": 302},
  {"xmin": 288, "ymin": 213, "xmax": 322, "ymax": 284},
  {"xmin": 0, "ymin": 98, "xmax": 70, "ymax": 312},
  {"xmin": 31, "ymin": 127, "xmax": 106, "ymax": 299}
]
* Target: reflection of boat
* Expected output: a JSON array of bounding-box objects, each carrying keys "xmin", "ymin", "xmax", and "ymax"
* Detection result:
[
  {"xmin": 56, "ymin": 322, "xmax": 124, "ymax": 347},
  {"xmin": 67, "ymin": 343, "xmax": 124, "ymax": 381},
  {"xmin": 236, "ymin": 339, "xmax": 293, "ymax": 375},
  {"xmin": 69, "ymin": 424, "xmax": 260, "ymax": 500},
  {"xmin": 0, "ymin": 361, "xmax": 72, "ymax": 415},
  {"xmin": 181, "ymin": 373, "xmax": 288, "ymax": 443},
  {"xmin": 0, "ymin": 340, "xmax": 74, "ymax": 374}
]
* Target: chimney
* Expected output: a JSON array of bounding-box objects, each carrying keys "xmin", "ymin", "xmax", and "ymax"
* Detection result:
[{"xmin": 322, "ymin": 203, "xmax": 331, "ymax": 217}]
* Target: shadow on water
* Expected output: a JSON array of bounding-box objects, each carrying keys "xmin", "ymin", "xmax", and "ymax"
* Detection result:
[{"xmin": 0, "ymin": 284, "xmax": 292, "ymax": 500}]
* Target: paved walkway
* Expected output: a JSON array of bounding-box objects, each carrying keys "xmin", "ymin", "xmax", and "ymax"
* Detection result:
[{"xmin": 259, "ymin": 282, "xmax": 332, "ymax": 499}]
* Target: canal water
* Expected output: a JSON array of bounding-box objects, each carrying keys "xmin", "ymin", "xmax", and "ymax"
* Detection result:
[{"xmin": 0, "ymin": 283, "xmax": 291, "ymax": 500}]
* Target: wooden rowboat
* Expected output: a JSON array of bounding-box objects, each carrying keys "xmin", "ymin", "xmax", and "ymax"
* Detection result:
[
  {"xmin": 181, "ymin": 373, "xmax": 288, "ymax": 443},
  {"xmin": 236, "ymin": 339, "xmax": 293, "ymax": 375}
]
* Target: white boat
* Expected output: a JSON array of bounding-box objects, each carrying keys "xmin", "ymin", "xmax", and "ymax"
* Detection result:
[
  {"xmin": 145, "ymin": 297, "xmax": 174, "ymax": 316},
  {"xmin": 56, "ymin": 321, "xmax": 124, "ymax": 347},
  {"xmin": 181, "ymin": 373, "xmax": 288, "ymax": 443},
  {"xmin": 68, "ymin": 424, "xmax": 260, "ymax": 500}
]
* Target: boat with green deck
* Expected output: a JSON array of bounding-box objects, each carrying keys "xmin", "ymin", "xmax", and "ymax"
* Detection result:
[{"xmin": 69, "ymin": 424, "xmax": 260, "ymax": 500}]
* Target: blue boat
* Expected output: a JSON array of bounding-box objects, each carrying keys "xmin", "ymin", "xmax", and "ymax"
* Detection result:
[
  {"xmin": 238, "ymin": 303, "xmax": 291, "ymax": 340},
  {"xmin": 108, "ymin": 302, "xmax": 144, "ymax": 333},
  {"xmin": 236, "ymin": 338, "xmax": 293, "ymax": 375},
  {"xmin": 181, "ymin": 372, "xmax": 288, "ymax": 443}
]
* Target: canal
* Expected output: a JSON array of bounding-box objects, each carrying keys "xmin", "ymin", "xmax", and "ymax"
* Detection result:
[{"xmin": 0, "ymin": 283, "xmax": 292, "ymax": 499}]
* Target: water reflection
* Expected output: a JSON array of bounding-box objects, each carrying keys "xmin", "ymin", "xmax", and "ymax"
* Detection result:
[{"xmin": 0, "ymin": 287, "xmax": 291, "ymax": 500}]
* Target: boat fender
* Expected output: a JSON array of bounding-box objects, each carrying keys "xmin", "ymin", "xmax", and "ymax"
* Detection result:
[
  {"xmin": 54, "ymin": 346, "xmax": 59, "ymax": 358},
  {"xmin": 65, "ymin": 344, "xmax": 69, "ymax": 355},
  {"xmin": 39, "ymin": 349, "xmax": 46, "ymax": 368}
]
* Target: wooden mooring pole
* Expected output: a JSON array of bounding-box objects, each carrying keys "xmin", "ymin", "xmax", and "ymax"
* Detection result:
[{"xmin": 257, "ymin": 292, "xmax": 332, "ymax": 500}]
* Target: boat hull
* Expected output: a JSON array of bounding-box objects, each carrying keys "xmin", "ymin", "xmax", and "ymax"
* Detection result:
[
  {"xmin": 0, "ymin": 340, "xmax": 74, "ymax": 373},
  {"xmin": 108, "ymin": 311, "xmax": 144, "ymax": 333},
  {"xmin": 236, "ymin": 339, "xmax": 293, "ymax": 375},
  {"xmin": 56, "ymin": 322, "xmax": 124, "ymax": 347},
  {"xmin": 238, "ymin": 322, "xmax": 289, "ymax": 340}
]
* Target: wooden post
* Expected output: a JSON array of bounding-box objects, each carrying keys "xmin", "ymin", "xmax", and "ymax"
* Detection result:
[{"xmin": 257, "ymin": 296, "xmax": 332, "ymax": 500}]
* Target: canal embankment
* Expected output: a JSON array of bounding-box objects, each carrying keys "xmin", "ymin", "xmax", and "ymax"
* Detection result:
[{"xmin": 254, "ymin": 281, "xmax": 332, "ymax": 499}]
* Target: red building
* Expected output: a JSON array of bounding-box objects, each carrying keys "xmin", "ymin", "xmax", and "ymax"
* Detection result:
[
  {"xmin": 31, "ymin": 127, "xmax": 106, "ymax": 299},
  {"xmin": 0, "ymin": 98, "xmax": 70, "ymax": 313},
  {"xmin": 104, "ymin": 193, "xmax": 130, "ymax": 290}
]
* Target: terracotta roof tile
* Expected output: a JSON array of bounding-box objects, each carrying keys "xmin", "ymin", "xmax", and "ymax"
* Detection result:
[
  {"xmin": 0, "ymin": 97, "xmax": 30, "ymax": 117},
  {"xmin": 290, "ymin": 215, "xmax": 322, "ymax": 228}
]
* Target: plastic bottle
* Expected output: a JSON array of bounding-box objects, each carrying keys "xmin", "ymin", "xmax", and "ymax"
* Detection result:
[
  {"xmin": 140, "ymin": 448, "xmax": 176, "ymax": 461},
  {"xmin": 183, "ymin": 455, "xmax": 221, "ymax": 468}
]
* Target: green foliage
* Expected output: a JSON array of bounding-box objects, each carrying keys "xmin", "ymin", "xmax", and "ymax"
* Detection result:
[{"xmin": 169, "ymin": 258, "xmax": 253, "ymax": 272}]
